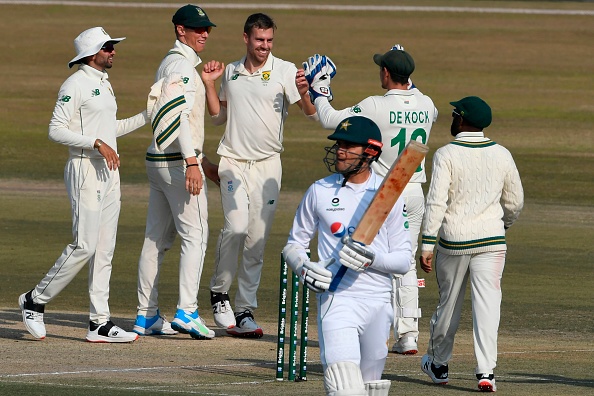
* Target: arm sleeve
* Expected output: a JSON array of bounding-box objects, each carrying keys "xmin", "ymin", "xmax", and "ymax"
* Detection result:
[
  {"xmin": 284, "ymin": 63, "xmax": 302, "ymax": 105},
  {"xmin": 372, "ymin": 200, "xmax": 413, "ymax": 275},
  {"xmin": 48, "ymin": 80, "xmax": 95, "ymax": 149},
  {"xmin": 501, "ymin": 155, "xmax": 524, "ymax": 228},
  {"xmin": 315, "ymin": 96, "xmax": 376, "ymax": 130},
  {"xmin": 421, "ymin": 149, "xmax": 451, "ymax": 251},
  {"xmin": 287, "ymin": 184, "xmax": 318, "ymax": 251},
  {"xmin": 116, "ymin": 110, "xmax": 149, "ymax": 137},
  {"xmin": 176, "ymin": 60, "xmax": 199, "ymax": 159}
]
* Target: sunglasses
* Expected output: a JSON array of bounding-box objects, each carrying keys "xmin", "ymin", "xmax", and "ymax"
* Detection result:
[
  {"xmin": 101, "ymin": 43, "xmax": 116, "ymax": 52},
  {"xmin": 452, "ymin": 109, "xmax": 462, "ymax": 118},
  {"xmin": 188, "ymin": 26, "xmax": 212, "ymax": 34}
]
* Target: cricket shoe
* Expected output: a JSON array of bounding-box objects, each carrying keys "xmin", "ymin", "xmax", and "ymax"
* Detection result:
[
  {"xmin": 421, "ymin": 354, "xmax": 448, "ymax": 385},
  {"xmin": 171, "ymin": 309, "xmax": 215, "ymax": 339},
  {"xmin": 211, "ymin": 291, "xmax": 235, "ymax": 329},
  {"xmin": 86, "ymin": 320, "xmax": 139, "ymax": 343},
  {"xmin": 477, "ymin": 374, "xmax": 497, "ymax": 392},
  {"xmin": 226, "ymin": 310, "xmax": 263, "ymax": 338},
  {"xmin": 392, "ymin": 336, "xmax": 418, "ymax": 355},
  {"xmin": 133, "ymin": 310, "xmax": 177, "ymax": 336},
  {"xmin": 18, "ymin": 290, "xmax": 46, "ymax": 340}
]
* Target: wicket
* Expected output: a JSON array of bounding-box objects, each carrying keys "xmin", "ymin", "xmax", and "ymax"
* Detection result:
[{"xmin": 276, "ymin": 251, "xmax": 310, "ymax": 381}]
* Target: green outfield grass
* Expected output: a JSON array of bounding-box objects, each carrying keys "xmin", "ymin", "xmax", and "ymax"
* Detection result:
[{"xmin": 0, "ymin": 1, "xmax": 593, "ymax": 395}]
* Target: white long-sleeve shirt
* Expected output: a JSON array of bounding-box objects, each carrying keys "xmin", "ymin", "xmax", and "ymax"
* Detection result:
[
  {"xmin": 421, "ymin": 132, "xmax": 524, "ymax": 255},
  {"xmin": 314, "ymin": 88, "xmax": 437, "ymax": 182},
  {"xmin": 286, "ymin": 171, "xmax": 412, "ymax": 301},
  {"xmin": 49, "ymin": 64, "xmax": 147, "ymax": 158},
  {"xmin": 146, "ymin": 40, "xmax": 205, "ymax": 167}
]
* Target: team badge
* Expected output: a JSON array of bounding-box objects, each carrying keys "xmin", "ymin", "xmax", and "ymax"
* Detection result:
[
  {"xmin": 330, "ymin": 222, "xmax": 346, "ymax": 238},
  {"xmin": 262, "ymin": 71, "xmax": 271, "ymax": 81},
  {"xmin": 195, "ymin": 6, "xmax": 205, "ymax": 16},
  {"xmin": 339, "ymin": 119, "xmax": 352, "ymax": 131}
]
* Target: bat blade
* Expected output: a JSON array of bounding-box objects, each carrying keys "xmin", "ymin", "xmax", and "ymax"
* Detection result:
[{"xmin": 329, "ymin": 140, "xmax": 429, "ymax": 292}]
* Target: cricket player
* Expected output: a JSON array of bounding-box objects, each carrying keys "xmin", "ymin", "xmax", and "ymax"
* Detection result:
[
  {"xmin": 296, "ymin": 45, "xmax": 438, "ymax": 355},
  {"xmin": 201, "ymin": 13, "xmax": 317, "ymax": 337},
  {"xmin": 18, "ymin": 27, "xmax": 148, "ymax": 342},
  {"xmin": 419, "ymin": 96, "xmax": 524, "ymax": 392},
  {"xmin": 283, "ymin": 116, "xmax": 412, "ymax": 396},
  {"xmin": 134, "ymin": 4, "xmax": 219, "ymax": 339}
]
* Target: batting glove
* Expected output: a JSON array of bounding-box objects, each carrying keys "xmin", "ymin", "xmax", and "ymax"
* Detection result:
[
  {"xmin": 391, "ymin": 43, "xmax": 405, "ymax": 51},
  {"xmin": 301, "ymin": 258, "xmax": 334, "ymax": 293},
  {"xmin": 339, "ymin": 236, "xmax": 375, "ymax": 272},
  {"xmin": 303, "ymin": 54, "xmax": 337, "ymax": 104}
]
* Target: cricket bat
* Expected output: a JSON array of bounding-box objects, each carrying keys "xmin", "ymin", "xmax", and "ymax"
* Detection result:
[{"xmin": 328, "ymin": 140, "xmax": 429, "ymax": 292}]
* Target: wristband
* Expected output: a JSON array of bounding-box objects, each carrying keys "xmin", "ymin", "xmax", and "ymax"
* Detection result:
[
  {"xmin": 186, "ymin": 164, "xmax": 199, "ymax": 168},
  {"xmin": 95, "ymin": 139, "xmax": 103, "ymax": 149}
]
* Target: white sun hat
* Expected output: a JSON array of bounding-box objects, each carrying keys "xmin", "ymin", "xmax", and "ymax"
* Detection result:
[{"xmin": 68, "ymin": 27, "xmax": 125, "ymax": 68}]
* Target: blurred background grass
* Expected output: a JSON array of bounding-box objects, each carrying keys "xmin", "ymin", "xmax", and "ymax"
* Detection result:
[{"xmin": 0, "ymin": 0, "xmax": 593, "ymax": 353}]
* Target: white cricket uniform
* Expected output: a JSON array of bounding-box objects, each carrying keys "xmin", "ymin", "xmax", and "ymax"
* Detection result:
[
  {"xmin": 286, "ymin": 171, "xmax": 412, "ymax": 382},
  {"xmin": 421, "ymin": 132, "xmax": 524, "ymax": 375},
  {"xmin": 211, "ymin": 53, "xmax": 301, "ymax": 312},
  {"xmin": 137, "ymin": 40, "xmax": 209, "ymax": 316},
  {"xmin": 315, "ymin": 90, "xmax": 438, "ymax": 340},
  {"xmin": 31, "ymin": 64, "xmax": 147, "ymax": 324}
]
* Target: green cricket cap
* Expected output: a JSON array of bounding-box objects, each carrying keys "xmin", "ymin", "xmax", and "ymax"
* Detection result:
[
  {"xmin": 373, "ymin": 49, "xmax": 415, "ymax": 78},
  {"xmin": 327, "ymin": 116, "xmax": 383, "ymax": 146},
  {"xmin": 172, "ymin": 4, "xmax": 216, "ymax": 28},
  {"xmin": 450, "ymin": 96, "xmax": 492, "ymax": 129}
]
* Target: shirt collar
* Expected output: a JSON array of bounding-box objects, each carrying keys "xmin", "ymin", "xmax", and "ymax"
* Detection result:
[
  {"xmin": 173, "ymin": 40, "xmax": 202, "ymax": 67},
  {"xmin": 385, "ymin": 88, "xmax": 413, "ymax": 97},
  {"xmin": 234, "ymin": 53, "xmax": 275, "ymax": 75},
  {"xmin": 455, "ymin": 131, "xmax": 485, "ymax": 140},
  {"xmin": 78, "ymin": 64, "xmax": 108, "ymax": 82},
  {"xmin": 335, "ymin": 170, "xmax": 380, "ymax": 191}
]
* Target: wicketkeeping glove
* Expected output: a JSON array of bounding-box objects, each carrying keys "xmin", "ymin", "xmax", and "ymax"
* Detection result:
[
  {"xmin": 300, "ymin": 258, "xmax": 334, "ymax": 293},
  {"xmin": 303, "ymin": 54, "xmax": 337, "ymax": 104},
  {"xmin": 391, "ymin": 43, "xmax": 405, "ymax": 51},
  {"xmin": 339, "ymin": 236, "xmax": 375, "ymax": 272}
]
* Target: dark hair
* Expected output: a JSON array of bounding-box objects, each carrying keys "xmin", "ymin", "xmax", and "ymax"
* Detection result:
[
  {"xmin": 387, "ymin": 70, "xmax": 409, "ymax": 85},
  {"xmin": 244, "ymin": 13, "xmax": 276, "ymax": 35}
]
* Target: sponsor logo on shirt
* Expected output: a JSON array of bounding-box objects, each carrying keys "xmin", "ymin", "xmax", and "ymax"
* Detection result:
[
  {"xmin": 226, "ymin": 180, "xmax": 233, "ymax": 192},
  {"xmin": 231, "ymin": 74, "xmax": 239, "ymax": 80},
  {"xmin": 326, "ymin": 196, "xmax": 345, "ymax": 211},
  {"xmin": 91, "ymin": 89, "xmax": 100, "ymax": 97},
  {"xmin": 350, "ymin": 105, "xmax": 362, "ymax": 114},
  {"xmin": 330, "ymin": 222, "xmax": 346, "ymax": 238}
]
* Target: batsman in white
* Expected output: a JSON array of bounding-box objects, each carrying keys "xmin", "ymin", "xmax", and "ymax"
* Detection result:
[
  {"xmin": 134, "ymin": 4, "xmax": 220, "ymax": 340},
  {"xmin": 201, "ymin": 13, "xmax": 317, "ymax": 337},
  {"xmin": 419, "ymin": 96, "xmax": 524, "ymax": 392},
  {"xmin": 18, "ymin": 27, "xmax": 148, "ymax": 342},
  {"xmin": 283, "ymin": 116, "xmax": 412, "ymax": 396},
  {"xmin": 295, "ymin": 44, "xmax": 438, "ymax": 355}
]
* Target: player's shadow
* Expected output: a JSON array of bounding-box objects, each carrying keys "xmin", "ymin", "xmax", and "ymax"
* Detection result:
[
  {"xmin": 507, "ymin": 372, "xmax": 594, "ymax": 389},
  {"xmin": 384, "ymin": 372, "xmax": 476, "ymax": 392},
  {"xmin": 0, "ymin": 308, "xmax": 136, "ymax": 342}
]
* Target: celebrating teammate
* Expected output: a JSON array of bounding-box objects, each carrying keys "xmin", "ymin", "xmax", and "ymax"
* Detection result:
[
  {"xmin": 283, "ymin": 116, "xmax": 412, "ymax": 396},
  {"xmin": 419, "ymin": 96, "xmax": 524, "ymax": 392},
  {"xmin": 134, "ymin": 4, "xmax": 219, "ymax": 339},
  {"xmin": 18, "ymin": 27, "xmax": 148, "ymax": 342},
  {"xmin": 201, "ymin": 13, "xmax": 317, "ymax": 337},
  {"xmin": 296, "ymin": 45, "xmax": 438, "ymax": 355}
]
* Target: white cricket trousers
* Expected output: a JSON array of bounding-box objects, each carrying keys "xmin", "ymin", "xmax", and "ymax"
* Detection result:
[
  {"xmin": 392, "ymin": 183, "xmax": 424, "ymax": 339},
  {"xmin": 137, "ymin": 164, "xmax": 208, "ymax": 316},
  {"xmin": 210, "ymin": 154, "xmax": 281, "ymax": 311},
  {"xmin": 318, "ymin": 293, "xmax": 393, "ymax": 382},
  {"xmin": 427, "ymin": 250, "xmax": 506, "ymax": 375},
  {"xmin": 32, "ymin": 157, "xmax": 121, "ymax": 324}
]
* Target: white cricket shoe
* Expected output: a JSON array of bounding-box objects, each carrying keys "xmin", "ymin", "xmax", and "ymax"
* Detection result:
[
  {"xmin": 211, "ymin": 291, "xmax": 235, "ymax": 329},
  {"xmin": 133, "ymin": 311, "xmax": 177, "ymax": 336},
  {"xmin": 477, "ymin": 374, "xmax": 497, "ymax": 392},
  {"xmin": 421, "ymin": 354, "xmax": 448, "ymax": 385},
  {"xmin": 392, "ymin": 335, "xmax": 418, "ymax": 355},
  {"xmin": 226, "ymin": 310, "xmax": 263, "ymax": 338},
  {"xmin": 86, "ymin": 320, "xmax": 139, "ymax": 343},
  {"xmin": 19, "ymin": 291, "xmax": 46, "ymax": 340},
  {"xmin": 171, "ymin": 309, "xmax": 215, "ymax": 339}
]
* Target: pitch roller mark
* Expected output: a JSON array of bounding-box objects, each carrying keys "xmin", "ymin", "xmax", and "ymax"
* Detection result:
[{"xmin": 0, "ymin": 1, "xmax": 594, "ymax": 16}]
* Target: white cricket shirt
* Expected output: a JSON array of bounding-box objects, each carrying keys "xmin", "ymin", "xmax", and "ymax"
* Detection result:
[
  {"xmin": 286, "ymin": 171, "xmax": 412, "ymax": 300},
  {"xmin": 216, "ymin": 54, "xmax": 301, "ymax": 160},
  {"xmin": 315, "ymin": 88, "xmax": 438, "ymax": 182}
]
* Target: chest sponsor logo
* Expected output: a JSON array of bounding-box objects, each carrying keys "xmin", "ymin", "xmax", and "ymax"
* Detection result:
[
  {"xmin": 326, "ymin": 197, "xmax": 344, "ymax": 211},
  {"xmin": 91, "ymin": 89, "xmax": 100, "ymax": 97},
  {"xmin": 330, "ymin": 222, "xmax": 355, "ymax": 239},
  {"xmin": 231, "ymin": 74, "xmax": 239, "ymax": 80}
]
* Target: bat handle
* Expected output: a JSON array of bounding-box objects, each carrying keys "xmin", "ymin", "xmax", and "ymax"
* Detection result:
[{"xmin": 328, "ymin": 265, "xmax": 347, "ymax": 292}]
